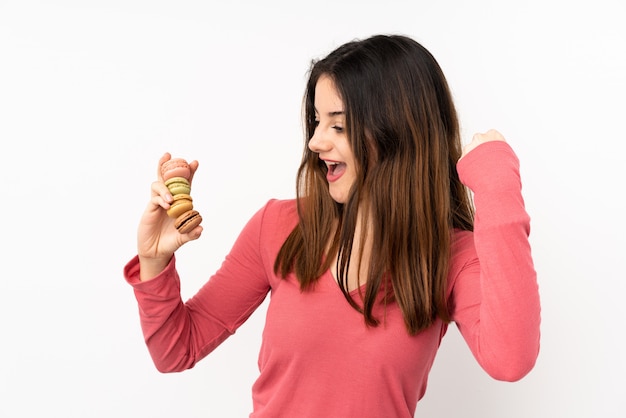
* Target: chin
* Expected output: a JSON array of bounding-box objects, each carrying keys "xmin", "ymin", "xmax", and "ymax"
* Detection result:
[{"xmin": 329, "ymin": 192, "xmax": 349, "ymax": 204}]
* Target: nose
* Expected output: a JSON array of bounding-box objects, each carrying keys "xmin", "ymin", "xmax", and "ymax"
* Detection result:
[{"xmin": 308, "ymin": 127, "xmax": 331, "ymax": 154}]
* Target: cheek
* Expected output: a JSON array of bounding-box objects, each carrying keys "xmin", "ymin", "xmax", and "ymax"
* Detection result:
[
  {"xmin": 343, "ymin": 165, "xmax": 358, "ymax": 192},
  {"xmin": 347, "ymin": 153, "xmax": 359, "ymax": 180}
]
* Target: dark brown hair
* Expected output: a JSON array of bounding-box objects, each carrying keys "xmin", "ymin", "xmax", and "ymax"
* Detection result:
[{"xmin": 275, "ymin": 34, "xmax": 474, "ymax": 335}]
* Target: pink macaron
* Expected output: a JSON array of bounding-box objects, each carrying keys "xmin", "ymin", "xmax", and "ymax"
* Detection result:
[{"xmin": 161, "ymin": 158, "xmax": 191, "ymax": 181}]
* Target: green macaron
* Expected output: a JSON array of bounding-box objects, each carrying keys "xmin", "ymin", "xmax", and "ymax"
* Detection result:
[{"xmin": 164, "ymin": 176, "xmax": 191, "ymax": 196}]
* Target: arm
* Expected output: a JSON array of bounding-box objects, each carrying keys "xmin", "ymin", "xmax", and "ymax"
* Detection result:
[
  {"xmin": 451, "ymin": 136, "xmax": 541, "ymax": 381},
  {"xmin": 124, "ymin": 202, "xmax": 273, "ymax": 373}
]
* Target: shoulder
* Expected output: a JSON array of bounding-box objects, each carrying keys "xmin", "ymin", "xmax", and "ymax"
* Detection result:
[
  {"xmin": 264, "ymin": 198, "xmax": 297, "ymax": 215},
  {"xmin": 254, "ymin": 198, "xmax": 299, "ymax": 246},
  {"xmin": 258, "ymin": 198, "xmax": 298, "ymax": 227},
  {"xmin": 232, "ymin": 199, "xmax": 298, "ymax": 271},
  {"xmin": 451, "ymin": 228, "xmax": 475, "ymax": 257}
]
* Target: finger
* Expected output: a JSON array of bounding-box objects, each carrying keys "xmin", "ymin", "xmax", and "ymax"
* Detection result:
[
  {"xmin": 150, "ymin": 180, "xmax": 173, "ymax": 205},
  {"xmin": 470, "ymin": 132, "xmax": 485, "ymax": 144},
  {"xmin": 179, "ymin": 225, "xmax": 203, "ymax": 242},
  {"xmin": 478, "ymin": 129, "xmax": 506, "ymax": 142},
  {"xmin": 148, "ymin": 192, "xmax": 172, "ymax": 212},
  {"xmin": 157, "ymin": 152, "xmax": 172, "ymax": 181},
  {"xmin": 188, "ymin": 160, "xmax": 199, "ymax": 184},
  {"xmin": 461, "ymin": 133, "xmax": 486, "ymax": 160},
  {"xmin": 461, "ymin": 142, "xmax": 475, "ymax": 159}
]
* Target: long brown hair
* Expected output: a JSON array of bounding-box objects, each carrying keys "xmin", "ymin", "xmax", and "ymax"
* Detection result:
[{"xmin": 274, "ymin": 34, "xmax": 474, "ymax": 335}]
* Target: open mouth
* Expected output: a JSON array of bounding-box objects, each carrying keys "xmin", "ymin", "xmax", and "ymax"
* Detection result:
[{"xmin": 325, "ymin": 161, "xmax": 346, "ymax": 181}]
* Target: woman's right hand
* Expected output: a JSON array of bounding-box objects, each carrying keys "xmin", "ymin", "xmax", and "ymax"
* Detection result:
[{"xmin": 137, "ymin": 152, "xmax": 203, "ymax": 281}]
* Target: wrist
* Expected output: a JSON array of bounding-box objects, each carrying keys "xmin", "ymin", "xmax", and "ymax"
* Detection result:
[{"xmin": 137, "ymin": 254, "xmax": 172, "ymax": 282}]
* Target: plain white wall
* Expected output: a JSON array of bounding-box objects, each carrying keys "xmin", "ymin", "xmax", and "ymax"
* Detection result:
[{"xmin": 1, "ymin": 0, "xmax": 624, "ymax": 417}]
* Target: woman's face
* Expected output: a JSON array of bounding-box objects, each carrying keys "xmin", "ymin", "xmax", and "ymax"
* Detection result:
[{"xmin": 308, "ymin": 75, "xmax": 357, "ymax": 204}]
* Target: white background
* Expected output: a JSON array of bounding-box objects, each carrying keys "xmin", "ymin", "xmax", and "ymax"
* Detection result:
[{"xmin": 1, "ymin": 0, "xmax": 624, "ymax": 417}]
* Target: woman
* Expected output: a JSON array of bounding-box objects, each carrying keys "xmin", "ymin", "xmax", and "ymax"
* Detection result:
[{"xmin": 124, "ymin": 34, "xmax": 541, "ymax": 417}]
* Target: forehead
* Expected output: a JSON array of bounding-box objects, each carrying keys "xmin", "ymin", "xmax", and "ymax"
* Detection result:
[{"xmin": 314, "ymin": 75, "xmax": 344, "ymax": 113}]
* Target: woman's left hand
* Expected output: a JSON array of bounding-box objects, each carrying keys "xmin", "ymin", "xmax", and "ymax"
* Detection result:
[{"xmin": 460, "ymin": 129, "xmax": 507, "ymax": 161}]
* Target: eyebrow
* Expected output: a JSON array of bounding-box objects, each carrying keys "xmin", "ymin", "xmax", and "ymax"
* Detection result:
[{"xmin": 314, "ymin": 107, "xmax": 345, "ymax": 117}]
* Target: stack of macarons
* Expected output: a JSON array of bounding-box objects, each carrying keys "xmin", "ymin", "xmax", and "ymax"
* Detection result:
[{"xmin": 161, "ymin": 157, "xmax": 203, "ymax": 234}]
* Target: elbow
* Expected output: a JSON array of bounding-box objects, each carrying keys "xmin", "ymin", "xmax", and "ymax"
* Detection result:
[
  {"xmin": 154, "ymin": 361, "xmax": 182, "ymax": 374},
  {"xmin": 143, "ymin": 332, "xmax": 199, "ymax": 373},
  {"xmin": 152, "ymin": 356, "xmax": 194, "ymax": 374},
  {"xmin": 481, "ymin": 314, "xmax": 542, "ymax": 382},
  {"xmin": 148, "ymin": 347, "xmax": 196, "ymax": 374},
  {"xmin": 483, "ymin": 344, "xmax": 540, "ymax": 382},
  {"xmin": 487, "ymin": 357, "xmax": 537, "ymax": 382}
]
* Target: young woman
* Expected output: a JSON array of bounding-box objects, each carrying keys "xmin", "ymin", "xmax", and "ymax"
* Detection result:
[{"xmin": 125, "ymin": 34, "xmax": 541, "ymax": 417}]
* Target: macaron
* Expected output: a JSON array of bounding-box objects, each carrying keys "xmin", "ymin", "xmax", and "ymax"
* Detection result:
[
  {"xmin": 166, "ymin": 194, "xmax": 193, "ymax": 218},
  {"xmin": 164, "ymin": 176, "xmax": 191, "ymax": 196},
  {"xmin": 175, "ymin": 209, "xmax": 202, "ymax": 234},
  {"xmin": 161, "ymin": 158, "xmax": 191, "ymax": 181}
]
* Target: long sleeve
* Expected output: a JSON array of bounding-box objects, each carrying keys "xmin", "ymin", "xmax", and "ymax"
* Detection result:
[
  {"xmin": 450, "ymin": 141, "xmax": 541, "ymax": 381},
  {"xmin": 124, "ymin": 202, "xmax": 280, "ymax": 373}
]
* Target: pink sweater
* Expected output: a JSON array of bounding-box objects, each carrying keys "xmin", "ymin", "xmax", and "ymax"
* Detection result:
[{"xmin": 124, "ymin": 141, "xmax": 540, "ymax": 417}]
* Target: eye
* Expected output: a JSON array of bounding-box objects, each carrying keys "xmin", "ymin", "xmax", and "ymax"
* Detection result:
[{"xmin": 332, "ymin": 125, "xmax": 344, "ymax": 133}]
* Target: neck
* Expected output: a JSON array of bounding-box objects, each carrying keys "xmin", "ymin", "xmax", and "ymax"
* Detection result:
[{"xmin": 330, "ymin": 208, "xmax": 373, "ymax": 292}]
